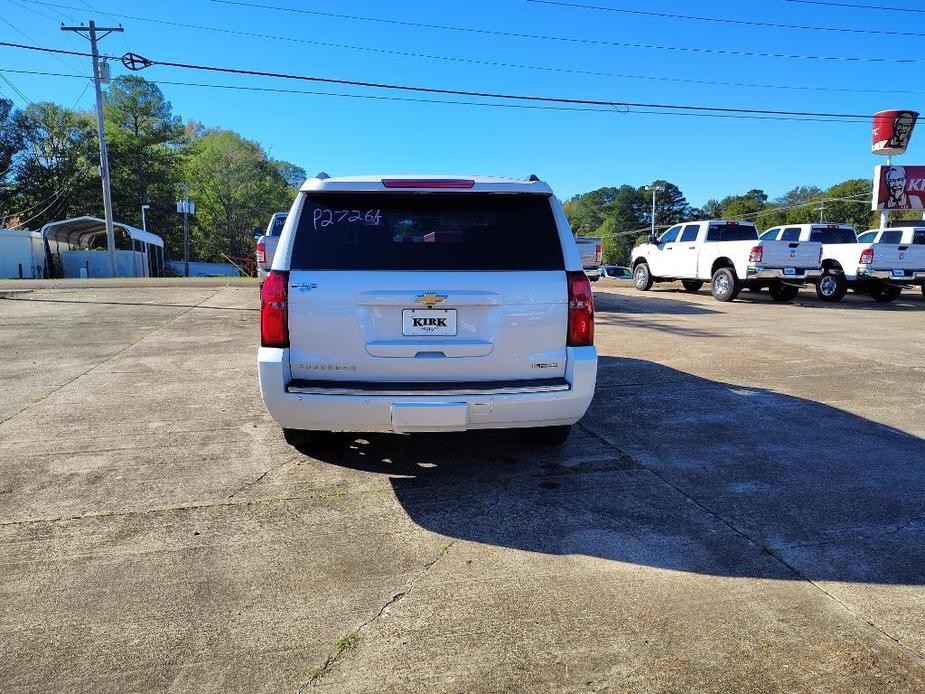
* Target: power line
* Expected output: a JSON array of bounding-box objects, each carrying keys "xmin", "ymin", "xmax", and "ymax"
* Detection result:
[
  {"xmin": 0, "ymin": 42, "xmax": 875, "ymax": 121},
  {"xmin": 0, "ymin": 68, "xmax": 871, "ymax": 123},
  {"xmin": 527, "ymin": 0, "xmax": 925, "ymax": 38},
  {"xmin": 17, "ymin": 0, "xmax": 925, "ymax": 97},
  {"xmin": 203, "ymin": 0, "xmax": 919, "ymax": 64},
  {"xmin": 784, "ymin": 0, "xmax": 925, "ymax": 13}
]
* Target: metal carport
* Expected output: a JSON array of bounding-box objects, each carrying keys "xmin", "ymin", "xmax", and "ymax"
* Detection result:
[{"xmin": 41, "ymin": 216, "xmax": 165, "ymax": 278}]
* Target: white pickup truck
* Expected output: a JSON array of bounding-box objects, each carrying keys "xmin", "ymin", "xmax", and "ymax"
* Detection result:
[
  {"xmin": 574, "ymin": 236, "xmax": 602, "ymax": 281},
  {"xmin": 761, "ymin": 223, "xmax": 925, "ymax": 302},
  {"xmin": 255, "ymin": 211, "xmax": 288, "ymax": 281},
  {"xmin": 631, "ymin": 219, "xmax": 822, "ymax": 302}
]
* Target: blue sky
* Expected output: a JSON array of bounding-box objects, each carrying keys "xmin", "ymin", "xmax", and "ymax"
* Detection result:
[{"xmin": 1, "ymin": 0, "xmax": 921, "ymax": 206}]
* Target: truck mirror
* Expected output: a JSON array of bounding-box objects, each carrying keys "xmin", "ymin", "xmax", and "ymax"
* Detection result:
[{"xmin": 252, "ymin": 227, "xmax": 262, "ymax": 240}]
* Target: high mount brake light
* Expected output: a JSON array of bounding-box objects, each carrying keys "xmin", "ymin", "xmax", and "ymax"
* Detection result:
[
  {"xmin": 381, "ymin": 179, "xmax": 475, "ymax": 189},
  {"xmin": 566, "ymin": 271, "xmax": 594, "ymax": 347},
  {"xmin": 749, "ymin": 245, "xmax": 763, "ymax": 263},
  {"xmin": 260, "ymin": 270, "xmax": 289, "ymax": 348},
  {"xmin": 859, "ymin": 248, "xmax": 874, "ymax": 265}
]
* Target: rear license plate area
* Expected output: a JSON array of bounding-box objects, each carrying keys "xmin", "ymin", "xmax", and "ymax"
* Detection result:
[
  {"xmin": 892, "ymin": 269, "xmax": 906, "ymax": 278},
  {"xmin": 402, "ymin": 309, "xmax": 457, "ymax": 336},
  {"xmin": 391, "ymin": 402, "xmax": 469, "ymax": 430},
  {"xmin": 783, "ymin": 267, "xmax": 797, "ymax": 276}
]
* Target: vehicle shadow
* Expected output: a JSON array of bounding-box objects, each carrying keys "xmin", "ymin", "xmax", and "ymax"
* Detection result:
[
  {"xmin": 592, "ymin": 290, "xmax": 719, "ymax": 316},
  {"xmin": 294, "ymin": 356, "xmax": 925, "ymax": 585}
]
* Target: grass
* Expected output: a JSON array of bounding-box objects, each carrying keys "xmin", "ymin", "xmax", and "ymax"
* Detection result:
[{"xmin": 304, "ymin": 632, "xmax": 361, "ymax": 687}]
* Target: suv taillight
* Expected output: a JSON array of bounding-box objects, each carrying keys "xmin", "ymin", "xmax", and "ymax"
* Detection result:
[
  {"xmin": 595, "ymin": 243, "xmax": 602, "ymax": 265},
  {"xmin": 261, "ymin": 270, "xmax": 289, "ymax": 347},
  {"xmin": 567, "ymin": 270, "xmax": 594, "ymax": 347},
  {"xmin": 256, "ymin": 241, "xmax": 266, "ymax": 265},
  {"xmin": 859, "ymin": 248, "xmax": 874, "ymax": 264},
  {"xmin": 748, "ymin": 245, "xmax": 763, "ymax": 263}
]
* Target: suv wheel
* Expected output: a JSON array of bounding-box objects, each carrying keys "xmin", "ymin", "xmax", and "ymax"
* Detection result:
[
  {"xmin": 633, "ymin": 263, "xmax": 653, "ymax": 291},
  {"xmin": 870, "ymin": 285, "xmax": 902, "ymax": 303},
  {"xmin": 681, "ymin": 280, "xmax": 703, "ymax": 293},
  {"xmin": 769, "ymin": 284, "xmax": 799, "ymax": 302},
  {"xmin": 524, "ymin": 425, "xmax": 572, "ymax": 445},
  {"xmin": 815, "ymin": 271, "xmax": 847, "ymax": 302},
  {"xmin": 711, "ymin": 267, "xmax": 740, "ymax": 302}
]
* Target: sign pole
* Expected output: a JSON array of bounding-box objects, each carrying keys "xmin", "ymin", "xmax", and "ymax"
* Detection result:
[{"xmin": 880, "ymin": 155, "xmax": 891, "ymax": 229}]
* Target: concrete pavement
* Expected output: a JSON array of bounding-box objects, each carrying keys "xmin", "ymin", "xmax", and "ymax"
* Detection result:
[{"xmin": 1, "ymin": 282, "xmax": 923, "ymax": 693}]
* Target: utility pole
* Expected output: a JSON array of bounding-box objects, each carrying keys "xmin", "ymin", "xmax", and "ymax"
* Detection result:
[
  {"xmin": 61, "ymin": 20, "xmax": 123, "ymax": 278},
  {"xmin": 645, "ymin": 184, "xmax": 664, "ymax": 237},
  {"xmin": 819, "ymin": 198, "xmax": 825, "ymax": 222},
  {"xmin": 178, "ymin": 182, "xmax": 192, "ymax": 277}
]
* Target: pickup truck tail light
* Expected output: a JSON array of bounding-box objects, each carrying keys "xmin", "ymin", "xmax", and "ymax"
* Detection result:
[
  {"xmin": 819, "ymin": 246, "xmax": 824, "ymax": 264},
  {"xmin": 256, "ymin": 241, "xmax": 266, "ymax": 265},
  {"xmin": 859, "ymin": 248, "xmax": 874, "ymax": 264},
  {"xmin": 260, "ymin": 270, "xmax": 289, "ymax": 348},
  {"xmin": 595, "ymin": 243, "xmax": 602, "ymax": 265},
  {"xmin": 567, "ymin": 270, "xmax": 594, "ymax": 347},
  {"xmin": 748, "ymin": 245, "xmax": 763, "ymax": 263}
]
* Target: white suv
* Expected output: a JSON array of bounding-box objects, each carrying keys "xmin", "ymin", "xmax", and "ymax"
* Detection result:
[{"xmin": 258, "ymin": 174, "xmax": 598, "ymax": 445}]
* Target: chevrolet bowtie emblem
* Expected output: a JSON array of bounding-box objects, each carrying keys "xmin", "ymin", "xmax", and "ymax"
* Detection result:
[{"xmin": 414, "ymin": 292, "xmax": 447, "ymax": 306}]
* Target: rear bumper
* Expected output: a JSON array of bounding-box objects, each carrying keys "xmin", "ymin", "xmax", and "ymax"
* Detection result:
[
  {"xmin": 857, "ymin": 268, "xmax": 925, "ymax": 284},
  {"xmin": 258, "ymin": 346, "xmax": 598, "ymax": 433},
  {"xmin": 747, "ymin": 266, "xmax": 821, "ymax": 281},
  {"xmin": 584, "ymin": 269, "xmax": 601, "ymax": 280}
]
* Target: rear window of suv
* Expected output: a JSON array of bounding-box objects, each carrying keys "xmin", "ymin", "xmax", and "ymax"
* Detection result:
[{"xmin": 290, "ymin": 192, "xmax": 564, "ymax": 271}]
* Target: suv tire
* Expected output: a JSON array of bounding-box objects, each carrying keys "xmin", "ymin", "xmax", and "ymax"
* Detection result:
[
  {"xmin": 681, "ymin": 280, "xmax": 703, "ymax": 293},
  {"xmin": 870, "ymin": 285, "xmax": 902, "ymax": 303},
  {"xmin": 524, "ymin": 425, "xmax": 572, "ymax": 445},
  {"xmin": 711, "ymin": 267, "xmax": 740, "ymax": 302},
  {"xmin": 633, "ymin": 263, "xmax": 653, "ymax": 291},
  {"xmin": 769, "ymin": 284, "xmax": 799, "ymax": 302},
  {"xmin": 815, "ymin": 271, "xmax": 847, "ymax": 302}
]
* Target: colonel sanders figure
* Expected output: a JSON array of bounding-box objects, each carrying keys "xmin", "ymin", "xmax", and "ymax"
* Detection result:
[
  {"xmin": 883, "ymin": 166, "xmax": 924, "ymax": 210},
  {"xmin": 887, "ymin": 112, "xmax": 917, "ymax": 150}
]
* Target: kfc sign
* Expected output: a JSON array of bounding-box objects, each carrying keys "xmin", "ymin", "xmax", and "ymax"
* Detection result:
[
  {"xmin": 873, "ymin": 165, "xmax": 925, "ymax": 211},
  {"xmin": 872, "ymin": 110, "xmax": 918, "ymax": 156}
]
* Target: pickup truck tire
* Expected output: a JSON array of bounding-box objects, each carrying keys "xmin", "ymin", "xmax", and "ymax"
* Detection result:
[
  {"xmin": 524, "ymin": 425, "xmax": 572, "ymax": 445},
  {"xmin": 633, "ymin": 263, "xmax": 654, "ymax": 291},
  {"xmin": 769, "ymin": 284, "xmax": 799, "ymax": 302},
  {"xmin": 681, "ymin": 280, "xmax": 703, "ymax": 293},
  {"xmin": 870, "ymin": 285, "xmax": 902, "ymax": 303},
  {"xmin": 711, "ymin": 267, "xmax": 740, "ymax": 302},
  {"xmin": 815, "ymin": 272, "xmax": 847, "ymax": 302}
]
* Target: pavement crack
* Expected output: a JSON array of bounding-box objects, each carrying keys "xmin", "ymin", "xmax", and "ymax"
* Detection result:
[
  {"xmin": 0, "ymin": 490, "xmax": 350, "ymax": 527},
  {"xmin": 226, "ymin": 455, "xmax": 299, "ymax": 500},
  {"xmin": 577, "ymin": 421, "xmax": 925, "ymax": 665},
  {"xmin": 298, "ymin": 539, "xmax": 458, "ymax": 690}
]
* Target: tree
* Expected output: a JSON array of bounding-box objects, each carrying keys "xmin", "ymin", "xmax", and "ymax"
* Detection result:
[
  {"xmin": 183, "ymin": 129, "xmax": 295, "ymax": 261},
  {"xmin": 272, "ymin": 160, "xmax": 307, "ymax": 190},
  {"xmin": 638, "ymin": 180, "xmax": 693, "ymax": 229},
  {"xmin": 721, "ymin": 189, "xmax": 769, "ymax": 218},
  {"xmin": 4, "ymin": 102, "xmax": 99, "ymax": 229},
  {"xmin": 823, "ymin": 178, "xmax": 875, "ymax": 230},
  {"xmin": 104, "ymin": 76, "xmax": 185, "ymax": 250}
]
